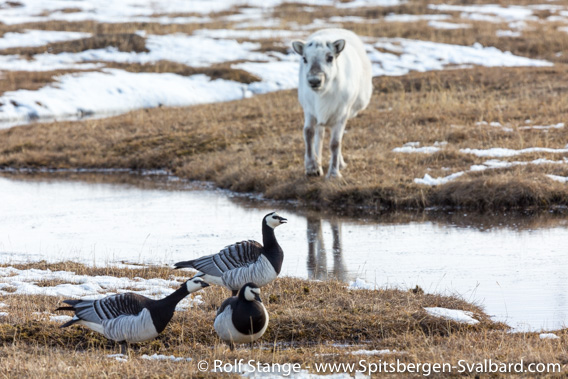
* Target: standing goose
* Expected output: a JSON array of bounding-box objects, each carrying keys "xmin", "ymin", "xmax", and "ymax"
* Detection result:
[
  {"xmin": 56, "ymin": 277, "xmax": 209, "ymax": 351},
  {"xmin": 214, "ymin": 282, "xmax": 268, "ymax": 350},
  {"xmin": 174, "ymin": 212, "xmax": 287, "ymax": 295}
]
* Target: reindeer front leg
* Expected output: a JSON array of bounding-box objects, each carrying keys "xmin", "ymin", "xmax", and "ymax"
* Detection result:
[
  {"xmin": 327, "ymin": 117, "xmax": 347, "ymax": 178},
  {"xmin": 304, "ymin": 114, "xmax": 323, "ymax": 176},
  {"xmin": 314, "ymin": 125, "xmax": 325, "ymax": 170}
]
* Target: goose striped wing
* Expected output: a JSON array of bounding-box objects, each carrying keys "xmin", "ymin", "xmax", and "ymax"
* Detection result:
[
  {"xmin": 183, "ymin": 240, "xmax": 263, "ymax": 276},
  {"xmin": 65, "ymin": 293, "xmax": 150, "ymax": 323}
]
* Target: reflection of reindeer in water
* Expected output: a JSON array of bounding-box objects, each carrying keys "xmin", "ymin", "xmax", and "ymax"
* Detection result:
[{"xmin": 306, "ymin": 216, "xmax": 346, "ymax": 281}]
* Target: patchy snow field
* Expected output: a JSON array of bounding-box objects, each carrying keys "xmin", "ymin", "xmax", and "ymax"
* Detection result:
[
  {"xmin": 0, "ymin": 0, "xmax": 558, "ymax": 127},
  {"xmin": 0, "ymin": 265, "xmax": 204, "ymax": 311}
]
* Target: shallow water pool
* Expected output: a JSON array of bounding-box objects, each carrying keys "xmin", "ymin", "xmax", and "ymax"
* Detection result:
[{"xmin": 1, "ymin": 173, "xmax": 567, "ymax": 331}]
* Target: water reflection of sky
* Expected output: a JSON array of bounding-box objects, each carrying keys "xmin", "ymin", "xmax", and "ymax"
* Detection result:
[{"xmin": 1, "ymin": 174, "xmax": 567, "ymax": 331}]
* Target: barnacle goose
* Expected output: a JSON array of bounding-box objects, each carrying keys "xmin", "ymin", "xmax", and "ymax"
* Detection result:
[
  {"xmin": 214, "ymin": 282, "xmax": 268, "ymax": 350},
  {"xmin": 56, "ymin": 277, "xmax": 209, "ymax": 351},
  {"xmin": 174, "ymin": 212, "xmax": 287, "ymax": 295}
]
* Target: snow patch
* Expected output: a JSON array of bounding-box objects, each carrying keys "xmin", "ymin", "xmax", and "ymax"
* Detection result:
[
  {"xmin": 0, "ymin": 267, "xmax": 204, "ymax": 310},
  {"xmin": 460, "ymin": 146, "xmax": 568, "ymax": 158},
  {"xmin": 141, "ymin": 354, "xmax": 192, "ymax": 362},
  {"xmin": 392, "ymin": 141, "xmax": 446, "ymax": 154},
  {"xmin": 0, "ymin": 70, "xmax": 249, "ymax": 128},
  {"xmin": 0, "ymin": 30, "xmax": 91, "ymax": 50},
  {"xmin": 415, "ymin": 158, "xmax": 568, "ymax": 186},
  {"xmin": 348, "ymin": 278, "xmax": 377, "ymax": 290},
  {"xmin": 350, "ymin": 349, "xmax": 394, "ymax": 355},
  {"xmin": 424, "ymin": 307, "xmax": 479, "ymax": 325},
  {"xmin": 108, "ymin": 354, "xmax": 128, "ymax": 362},
  {"xmin": 50, "ymin": 315, "xmax": 72, "ymax": 323},
  {"xmin": 384, "ymin": 14, "xmax": 451, "ymax": 22},
  {"xmin": 414, "ymin": 172, "xmax": 465, "ymax": 186},
  {"xmin": 428, "ymin": 21, "xmax": 471, "ymax": 30},
  {"xmin": 428, "ymin": 4, "xmax": 537, "ymax": 22},
  {"xmin": 547, "ymin": 175, "xmax": 568, "ymax": 183}
]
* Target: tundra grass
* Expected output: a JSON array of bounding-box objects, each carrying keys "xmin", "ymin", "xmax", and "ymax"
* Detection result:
[
  {"xmin": 0, "ymin": 262, "xmax": 566, "ymax": 378},
  {"xmin": 2, "ymin": 0, "xmax": 568, "ymax": 214},
  {"xmin": 3, "ymin": 66, "xmax": 568, "ymax": 213}
]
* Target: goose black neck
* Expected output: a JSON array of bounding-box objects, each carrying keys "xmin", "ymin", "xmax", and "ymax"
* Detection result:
[
  {"xmin": 262, "ymin": 222, "xmax": 277, "ymax": 249},
  {"xmin": 160, "ymin": 285, "xmax": 189, "ymax": 308},
  {"xmin": 262, "ymin": 222, "xmax": 283, "ymax": 273},
  {"xmin": 150, "ymin": 285, "xmax": 189, "ymax": 333}
]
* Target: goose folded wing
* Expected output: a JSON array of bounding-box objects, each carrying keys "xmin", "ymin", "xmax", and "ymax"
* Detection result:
[
  {"xmin": 191, "ymin": 240, "xmax": 263, "ymax": 276},
  {"xmin": 72, "ymin": 293, "xmax": 150, "ymax": 323}
]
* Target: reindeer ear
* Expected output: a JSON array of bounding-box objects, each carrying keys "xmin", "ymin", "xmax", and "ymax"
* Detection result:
[
  {"xmin": 292, "ymin": 41, "xmax": 305, "ymax": 55},
  {"xmin": 332, "ymin": 39, "xmax": 345, "ymax": 55}
]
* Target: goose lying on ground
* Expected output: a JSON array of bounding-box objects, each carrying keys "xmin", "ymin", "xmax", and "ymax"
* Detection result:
[
  {"xmin": 174, "ymin": 212, "xmax": 287, "ymax": 295},
  {"xmin": 56, "ymin": 277, "xmax": 209, "ymax": 352},
  {"xmin": 214, "ymin": 282, "xmax": 268, "ymax": 350}
]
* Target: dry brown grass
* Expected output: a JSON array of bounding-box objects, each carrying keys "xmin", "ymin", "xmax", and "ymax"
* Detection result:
[
  {"xmin": 2, "ymin": 65, "xmax": 568, "ymax": 213},
  {"xmin": 0, "ymin": 69, "xmax": 83, "ymax": 96},
  {"xmin": 2, "ymin": 1, "xmax": 568, "ymax": 214},
  {"xmin": 1, "ymin": 263, "xmax": 566, "ymax": 378}
]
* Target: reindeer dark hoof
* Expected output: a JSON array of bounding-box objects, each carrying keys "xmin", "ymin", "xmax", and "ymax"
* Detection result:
[{"xmin": 306, "ymin": 167, "xmax": 323, "ymax": 177}]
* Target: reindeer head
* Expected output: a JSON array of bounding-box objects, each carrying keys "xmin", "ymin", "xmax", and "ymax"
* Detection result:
[{"xmin": 292, "ymin": 38, "xmax": 346, "ymax": 93}]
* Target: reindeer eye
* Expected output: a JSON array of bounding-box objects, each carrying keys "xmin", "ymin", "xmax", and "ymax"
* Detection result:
[
  {"xmin": 326, "ymin": 55, "xmax": 333, "ymax": 63},
  {"xmin": 303, "ymin": 57, "xmax": 307, "ymax": 64}
]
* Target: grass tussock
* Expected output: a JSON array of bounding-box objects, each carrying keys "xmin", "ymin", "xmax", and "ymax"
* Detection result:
[{"xmin": 3, "ymin": 263, "xmax": 567, "ymax": 378}]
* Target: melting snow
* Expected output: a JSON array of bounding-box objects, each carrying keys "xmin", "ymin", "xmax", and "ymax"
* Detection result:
[
  {"xmin": 194, "ymin": 28, "xmax": 302, "ymax": 40},
  {"xmin": 0, "ymin": 312, "xmax": 8, "ymax": 317},
  {"xmin": 0, "ymin": 70, "xmax": 249, "ymax": 128},
  {"xmin": 108, "ymin": 353, "xmax": 129, "ymax": 362},
  {"xmin": 392, "ymin": 141, "xmax": 446, "ymax": 154},
  {"xmin": 427, "ymin": 4, "xmax": 537, "ymax": 22},
  {"xmin": 428, "ymin": 21, "xmax": 471, "ymax": 30},
  {"xmin": 460, "ymin": 146, "xmax": 568, "ymax": 157},
  {"xmin": 0, "ymin": 30, "xmax": 91, "ymax": 50},
  {"xmin": 0, "ymin": 266, "xmax": 204, "ymax": 310},
  {"xmin": 350, "ymin": 349, "xmax": 394, "ymax": 355},
  {"xmin": 0, "ymin": 30, "xmax": 553, "ymax": 127},
  {"xmin": 348, "ymin": 278, "xmax": 377, "ymax": 290},
  {"xmin": 518, "ymin": 123, "xmax": 565, "ymax": 131},
  {"xmin": 547, "ymin": 175, "xmax": 568, "ymax": 183},
  {"xmin": 424, "ymin": 307, "xmax": 479, "ymax": 325},
  {"xmin": 50, "ymin": 315, "xmax": 72, "ymax": 323},
  {"xmin": 141, "ymin": 354, "xmax": 192, "ymax": 362},
  {"xmin": 414, "ymin": 158, "xmax": 568, "ymax": 186},
  {"xmin": 383, "ymin": 14, "xmax": 451, "ymax": 22},
  {"xmin": 0, "ymin": 35, "xmax": 269, "ymax": 71}
]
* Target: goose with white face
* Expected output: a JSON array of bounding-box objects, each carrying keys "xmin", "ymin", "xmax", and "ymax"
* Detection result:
[
  {"xmin": 266, "ymin": 212, "xmax": 287, "ymax": 229},
  {"xmin": 214, "ymin": 282, "xmax": 269, "ymax": 349},
  {"xmin": 244, "ymin": 285, "xmax": 262, "ymax": 302},
  {"xmin": 174, "ymin": 212, "xmax": 287, "ymax": 294}
]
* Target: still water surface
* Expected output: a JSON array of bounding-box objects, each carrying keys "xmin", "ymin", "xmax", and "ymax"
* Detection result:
[{"xmin": 1, "ymin": 174, "xmax": 567, "ymax": 331}]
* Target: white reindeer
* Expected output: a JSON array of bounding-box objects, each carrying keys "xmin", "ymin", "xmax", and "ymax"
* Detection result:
[{"xmin": 292, "ymin": 29, "xmax": 372, "ymax": 178}]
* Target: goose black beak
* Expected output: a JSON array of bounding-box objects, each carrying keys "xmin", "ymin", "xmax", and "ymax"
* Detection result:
[
  {"xmin": 255, "ymin": 294, "xmax": 262, "ymax": 302},
  {"xmin": 201, "ymin": 281, "xmax": 210, "ymax": 288},
  {"xmin": 279, "ymin": 217, "xmax": 287, "ymax": 224}
]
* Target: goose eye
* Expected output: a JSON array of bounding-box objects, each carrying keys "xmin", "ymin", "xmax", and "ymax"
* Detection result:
[
  {"xmin": 303, "ymin": 57, "xmax": 307, "ymax": 64},
  {"xmin": 326, "ymin": 55, "xmax": 333, "ymax": 63}
]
